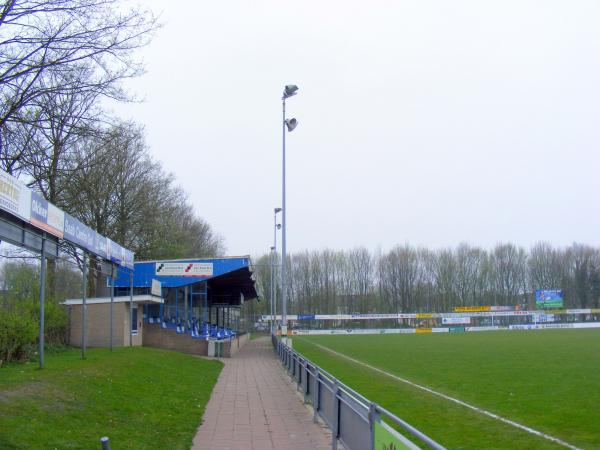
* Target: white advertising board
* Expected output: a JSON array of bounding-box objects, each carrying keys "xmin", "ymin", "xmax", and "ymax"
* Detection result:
[
  {"xmin": 442, "ymin": 317, "xmax": 471, "ymax": 325},
  {"xmin": 155, "ymin": 262, "xmax": 213, "ymax": 277},
  {"xmin": 0, "ymin": 170, "xmax": 31, "ymax": 221},
  {"xmin": 151, "ymin": 279, "xmax": 162, "ymax": 297}
]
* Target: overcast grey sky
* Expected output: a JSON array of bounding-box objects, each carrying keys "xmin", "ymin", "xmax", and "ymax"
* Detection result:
[{"xmin": 113, "ymin": 0, "xmax": 600, "ymax": 257}]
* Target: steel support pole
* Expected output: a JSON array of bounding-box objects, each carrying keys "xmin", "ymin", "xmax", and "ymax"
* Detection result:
[
  {"xmin": 270, "ymin": 248, "xmax": 274, "ymax": 333},
  {"xmin": 81, "ymin": 253, "xmax": 87, "ymax": 359},
  {"xmin": 273, "ymin": 209, "xmax": 279, "ymax": 333},
  {"xmin": 38, "ymin": 238, "xmax": 46, "ymax": 369},
  {"xmin": 129, "ymin": 270, "xmax": 133, "ymax": 346},
  {"xmin": 110, "ymin": 264, "xmax": 115, "ymax": 351},
  {"xmin": 281, "ymin": 98, "xmax": 287, "ymax": 335},
  {"xmin": 184, "ymin": 285, "xmax": 189, "ymax": 332}
]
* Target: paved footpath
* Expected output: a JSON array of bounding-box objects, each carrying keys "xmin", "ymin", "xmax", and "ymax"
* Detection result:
[{"xmin": 192, "ymin": 337, "xmax": 332, "ymax": 450}]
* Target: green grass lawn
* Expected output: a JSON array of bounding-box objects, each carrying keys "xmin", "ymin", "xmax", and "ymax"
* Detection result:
[
  {"xmin": 294, "ymin": 329, "xmax": 600, "ymax": 450},
  {"xmin": 0, "ymin": 347, "xmax": 222, "ymax": 450}
]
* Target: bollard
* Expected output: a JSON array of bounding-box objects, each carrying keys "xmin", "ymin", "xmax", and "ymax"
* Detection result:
[{"xmin": 100, "ymin": 436, "xmax": 110, "ymax": 450}]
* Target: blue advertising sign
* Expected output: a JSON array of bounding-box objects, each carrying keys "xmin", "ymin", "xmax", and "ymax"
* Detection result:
[
  {"xmin": 297, "ymin": 314, "xmax": 315, "ymax": 320},
  {"xmin": 535, "ymin": 290, "xmax": 564, "ymax": 308},
  {"xmin": 64, "ymin": 213, "xmax": 133, "ymax": 268},
  {"xmin": 64, "ymin": 213, "xmax": 87, "ymax": 247},
  {"xmin": 109, "ymin": 238, "xmax": 123, "ymax": 265}
]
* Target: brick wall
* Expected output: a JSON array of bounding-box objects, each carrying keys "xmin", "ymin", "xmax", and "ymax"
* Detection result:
[
  {"xmin": 143, "ymin": 323, "xmax": 208, "ymax": 356},
  {"xmin": 68, "ymin": 303, "xmax": 143, "ymax": 347},
  {"xmin": 68, "ymin": 303, "xmax": 123, "ymax": 347}
]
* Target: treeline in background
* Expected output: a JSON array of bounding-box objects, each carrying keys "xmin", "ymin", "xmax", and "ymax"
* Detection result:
[
  {"xmin": 253, "ymin": 242, "xmax": 600, "ymax": 316},
  {"xmin": 0, "ymin": 1, "xmax": 223, "ymax": 364}
]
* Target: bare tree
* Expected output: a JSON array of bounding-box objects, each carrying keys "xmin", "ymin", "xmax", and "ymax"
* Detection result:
[
  {"xmin": 454, "ymin": 243, "xmax": 486, "ymax": 307},
  {"xmin": 60, "ymin": 121, "xmax": 224, "ymax": 270},
  {"xmin": 0, "ymin": 0, "xmax": 158, "ymax": 136},
  {"xmin": 488, "ymin": 243, "xmax": 528, "ymax": 306},
  {"xmin": 528, "ymin": 242, "xmax": 565, "ymax": 291}
]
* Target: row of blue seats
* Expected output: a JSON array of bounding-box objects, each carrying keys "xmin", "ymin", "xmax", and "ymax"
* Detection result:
[{"xmin": 146, "ymin": 316, "xmax": 235, "ymax": 340}]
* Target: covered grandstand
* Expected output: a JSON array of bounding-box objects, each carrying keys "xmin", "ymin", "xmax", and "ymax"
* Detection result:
[{"xmin": 67, "ymin": 256, "xmax": 259, "ymax": 356}]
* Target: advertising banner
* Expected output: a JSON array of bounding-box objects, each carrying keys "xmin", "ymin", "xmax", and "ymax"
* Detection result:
[
  {"xmin": 0, "ymin": 170, "xmax": 31, "ymax": 221},
  {"xmin": 63, "ymin": 213, "xmax": 95, "ymax": 250},
  {"xmin": 535, "ymin": 290, "xmax": 564, "ymax": 308},
  {"xmin": 155, "ymin": 262, "xmax": 213, "ymax": 277},
  {"xmin": 110, "ymin": 238, "xmax": 126, "ymax": 264},
  {"xmin": 122, "ymin": 249, "xmax": 134, "ymax": 269},
  {"xmin": 449, "ymin": 326, "xmax": 466, "ymax": 332},
  {"xmin": 531, "ymin": 314, "xmax": 555, "ymax": 323},
  {"xmin": 351, "ymin": 313, "xmax": 400, "ymax": 319},
  {"xmin": 151, "ymin": 279, "xmax": 162, "ymax": 297},
  {"xmin": 442, "ymin": 317, "xmax": 471, "ymax": 325},
  {"xmin": 90, "ymin": 234, "xmax": 107, "ymax": 260},
  {"xmin": 466, "ymin": 326, "xmax": 500, "ymax": 332},
  {"xmin": 374, "ymin": 420, "xmax": 419, "ymax": 450},
  {"xmin": 63, "ymin": 213, "xmax": 84, "ymax": 247},
  {"xmin": 30, "ymin": 191, "xmax": 64, "ymax": 237},
  {"xmin": 297, "ymin": 314, "xmax": 315, "ymax": 320},
  {"xmin": 490, "ymin": 306, "xmax": 516, "ymax": 311},
  {"xmin": 454, "ymin": 306, "xmax": 491, "ymax": 312},
  {"xmin": 0, "ymin": 169, "xmax": 133, "ymax": 268}
]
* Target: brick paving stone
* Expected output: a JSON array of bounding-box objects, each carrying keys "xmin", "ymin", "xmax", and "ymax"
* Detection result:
[{"xmin": 192, "ymin": 337, "xmax": 332, "ymax": 450}]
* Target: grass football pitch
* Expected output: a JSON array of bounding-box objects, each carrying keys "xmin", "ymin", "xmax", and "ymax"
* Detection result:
[{"xmin": 293, "ymin": 329, "xmax": 600, "ymax": 450}]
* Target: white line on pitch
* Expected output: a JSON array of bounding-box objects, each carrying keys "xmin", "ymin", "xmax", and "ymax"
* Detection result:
[{"xmin": 305, "ymin": 340, "xmax": 581, "ymax": 450}]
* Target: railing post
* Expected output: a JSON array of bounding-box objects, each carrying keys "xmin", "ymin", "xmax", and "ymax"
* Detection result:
[
  {"xmin": 332, "ymin": 379, "xmax": 340, "ymax": 450},
  {"xmin": 313, "ymin": 367, "xmax": 320, "ymax": 423},
  {"xmin": 303, "ymin": 363, "xmax": 309, "ymax": 403},
  {"xmin": 369, "ymin": 402, "xmax": 377, "ymax": 450}
]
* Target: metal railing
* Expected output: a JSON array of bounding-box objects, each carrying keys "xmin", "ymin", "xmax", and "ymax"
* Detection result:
[{"xmin": 272, "ymin": 335, "xmax": 446, "ymax": 450}]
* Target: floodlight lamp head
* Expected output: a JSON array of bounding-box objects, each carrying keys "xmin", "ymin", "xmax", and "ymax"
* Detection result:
[
  {"xmin": 283, "ymin": 84, "xmax": 299, "ymax": 99},
  {"xmin": 276, "ymin": 223, "xmax": 281, "ymax": 230},
  {"xmin": 285, "ymin": 118, "xmax": 298, "ymax": 132},
  {"xmin": 274, "ymin": 207, "xmax": 282, "ymax": 214}
]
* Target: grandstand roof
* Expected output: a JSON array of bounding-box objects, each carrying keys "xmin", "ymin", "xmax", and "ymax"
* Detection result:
[{"xmin": 113, "ymin": 256, "xmax": 258, "ymax": 300}]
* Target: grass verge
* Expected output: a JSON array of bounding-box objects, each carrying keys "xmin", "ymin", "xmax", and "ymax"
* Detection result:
[{"xmin": 0, "ymin": 346, "xmax": 222, "ymax": 449}]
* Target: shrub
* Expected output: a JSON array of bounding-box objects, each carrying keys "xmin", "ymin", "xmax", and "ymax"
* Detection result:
[{"xmin": 0, "ymin": 312, "xmax": 37, "ymax": 364}]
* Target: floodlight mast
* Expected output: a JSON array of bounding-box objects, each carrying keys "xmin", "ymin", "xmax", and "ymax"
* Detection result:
[{"xmin": 281, "ymin": 85, "xmax": 298, "ymax": 339}]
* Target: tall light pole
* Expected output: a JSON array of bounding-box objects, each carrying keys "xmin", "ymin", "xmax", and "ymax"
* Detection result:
[
  {"xmin": 271, "ymin": 208, "xmax": 281, "ymax": 334},
  {"xmin": 281, "ymin": 84, "xmax": 298, "ymax": 338}
]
